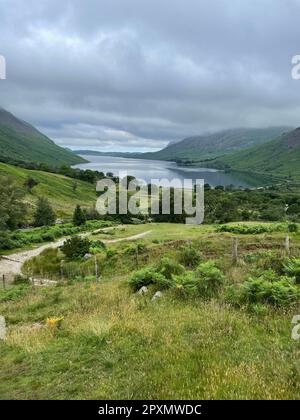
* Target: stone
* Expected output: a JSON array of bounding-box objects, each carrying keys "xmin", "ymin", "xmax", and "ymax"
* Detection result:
[
  {"xmin": 137, "ymin": 286, "xmax": 148, "ymax": 295},
  {"xmin": 83, "ymin": 253, "xmax": 93, "ymax": 260},
  {"xmin": 151, "ymin": 291, "xmax": 162, "ymax": 301}
]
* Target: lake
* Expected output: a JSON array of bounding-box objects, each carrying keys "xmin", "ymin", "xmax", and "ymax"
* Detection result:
[{"xmin": 74, "ymin": 155, "xmax": 266, "ymax": 188}]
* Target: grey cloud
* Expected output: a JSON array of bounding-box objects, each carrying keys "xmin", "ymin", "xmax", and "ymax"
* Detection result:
[{"xmin": 1, "ymin": 0, "xmax": 300, "ymax": 151}]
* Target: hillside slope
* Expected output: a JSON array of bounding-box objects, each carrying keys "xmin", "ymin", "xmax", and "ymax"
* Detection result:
[
  {"xmin": 212, "ymin": 127, "xmax": 300, "ymax": 180},
  {"xmin": 0, "ymin": 163, "xmax": 96, "ymax": 217},
  {"xmin": 0, "ymin": 108, "xmax": 86, "ymax": 167},
  {"xmin": 76, "ymin": 127, "xmax": 291, "ymax": 163},
  {"xmin": 143, "ymin": 127, "xmax": 291, "ymax": 162}
]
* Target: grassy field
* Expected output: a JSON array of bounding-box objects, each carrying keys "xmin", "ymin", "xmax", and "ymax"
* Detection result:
[
  {"xmin": 1, "ymin": 222, "xmax": 300, "ymax": 400},
  {"xmin": 0, "ymin": 163, "xmax": 97, "ymax": 218}
]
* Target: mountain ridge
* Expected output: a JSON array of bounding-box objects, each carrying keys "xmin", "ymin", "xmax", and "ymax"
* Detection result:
[{"xmin": 0, "ymin": 108, "xmax": 86, "ymax": 167}]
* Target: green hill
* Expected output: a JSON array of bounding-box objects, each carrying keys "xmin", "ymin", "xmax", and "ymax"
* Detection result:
[
  {"xmin": 0, "ymin": 162, "xmax": 97, "ymax": 218},
  {"xmin": 76, "ymin": 127, "xmax": 291, "ymax": 163},
  {"xmin": 212, "ymin": 127, "xmax": 300, "ymax": 180},
  {"xmin": 0, "ymin": 108, "xmax": 86, "ymax": 167}
]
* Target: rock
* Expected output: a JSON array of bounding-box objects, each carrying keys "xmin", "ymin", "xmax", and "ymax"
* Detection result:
[
  {"xmin": 151, "ymin": 291, "xmax": 162, "ymax": 301},
  {"xmin": 83, "ymin": 253, "xmax": 93, "ymax": 260},
  {"xmin": 137, "ymin": 286, "xmax": 148, "ymax": 295}
]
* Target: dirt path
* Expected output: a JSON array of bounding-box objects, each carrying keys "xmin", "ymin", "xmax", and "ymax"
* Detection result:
[{"xmin": 0, "ymin": 228, "xmax": 151, "ymax": 281}]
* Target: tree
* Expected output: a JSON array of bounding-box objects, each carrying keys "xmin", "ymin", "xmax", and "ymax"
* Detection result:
[
  {"xmin": 34, "ymin": 197, "xmax": 56, "ymax": 227},
  {"xmin": 0, "ymin": 176, "xmax": 27, "ymax": 230},
  {"xmin": 73, "ymin": 205, "xmax": 86, "ymax": 226},
  {"xmin": 24, "ymin": 177, "xmax": 39, "ymax": 192},
  {"xmin": 61, "ymin": 236, "xmax": 91, "ymax": 260}
]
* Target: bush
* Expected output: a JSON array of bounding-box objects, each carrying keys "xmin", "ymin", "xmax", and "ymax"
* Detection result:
[
  {"xmin": 124, "ymin": 242, "xmax": 146, "ymax": 255},
  {"xmin": 284, "ymin": 258, "xmax": 300, "ymax": 283},
  {"xmin": 179, "ymin": 245, "xmax": 202, "ymax": 268},
  {"xmin": 216, "ymin": 223, "xmax": 285, "ymax": 235},
  {"xmin": 288, "ymin": 223, "xmax": 298, "ymax": 233},
  {"xmin": 240, "ymin": 273, "xmax": 299, "ymax": 307},
  {"xmin": 174, "ymin": 261, "xmax": 225, "ymax": 298},
  {"xmin": 129, "ymin": 267, "xmax": 173, "ymax": 291},
  {"xmin": 61, "ymin": 236, "xmax": 91, "ymax": 260},
  {"xmin": 156, "ymin": 257, "xmax": 185, "ymax": 279}
]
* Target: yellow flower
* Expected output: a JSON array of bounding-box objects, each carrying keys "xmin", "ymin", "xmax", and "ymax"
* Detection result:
[{"xmin": 46, "ymin": 317, "xmax": 64, "ymax": 330}]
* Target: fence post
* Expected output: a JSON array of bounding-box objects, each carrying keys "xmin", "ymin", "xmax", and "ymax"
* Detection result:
[
  {"xmin": 2, "ymin": 274, "xmax": 5, "ymax": 289},
  {"xmin": 95, "ymin": 256, "xmax": 99, "ymax": 280},
  {"xmin": 285, "ymin": 235, "xmax": 290, "ymax": 256},
  {"xmin": 135, "ymin": 247, "xmax": 139, "ymax": 267},
  {"xmin": 232, "ymin": 237, "xmax": 238, "ymax": 264},
  {"xmin": 60, "ymin": 260, "xmax": 64, "ymax": 280}
]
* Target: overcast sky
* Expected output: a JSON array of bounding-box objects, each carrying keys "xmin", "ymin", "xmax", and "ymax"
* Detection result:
[{"xmin": 1, "ymin": 0, "xmax": 300, "ymax": 152}]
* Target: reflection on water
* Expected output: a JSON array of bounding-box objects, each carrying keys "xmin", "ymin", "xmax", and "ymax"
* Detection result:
[{"xmin": 74, "ymin": 155, "xmax": 267, "ymax": 188}]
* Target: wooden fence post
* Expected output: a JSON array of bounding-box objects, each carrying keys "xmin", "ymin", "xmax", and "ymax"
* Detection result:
[
  {"xmin": 232, "ymin": 237, "xmax": 238, "ymax": 264},
  {"xmin": 2, "ymin": 274, "xmax": 5, "ymax": 289},
  {"xmin": 285, "ymin": 235, "xmax": 290, "ymax": 256},
  {"xmin": 95, "ymin": 256, "xmax": 99, "ymax": 280},
  {"xmin": 135, "ymin": 247, "xmax": 139, "ymax": 267}
]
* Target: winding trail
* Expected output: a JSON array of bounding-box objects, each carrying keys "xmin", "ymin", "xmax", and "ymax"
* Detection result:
[{"xmin": 0, "ymin": 227, "xmax": 151, "ymax": 282}]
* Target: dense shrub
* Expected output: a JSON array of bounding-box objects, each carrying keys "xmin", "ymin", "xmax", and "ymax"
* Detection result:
[
  {"xmin": 284, "ymin": 258, "xmax": 300, "ymax": 283},
  {"xmin": 240, "ymin": 275, "xmax": 299, "ymax": 307},
  {"xmin": 216, "ymin": 223, "xmax": 286, "ymax": 235},
  {"xmin": 61, "ymin": 236, "xmax": 91, "ymax": 260},
  {"xmin": 0, "ymin": 220, "xmax": 113, "ymax": 251},
  {"xmin": 156, "ymin": 257, "xmax": 185, "ymax": 279},
  {"xmin": 288, "ymin": 223, "xmax": 298, "ymax": 233},
  {"xmin": 129, "ymin": 267, "xmax": 172, "ymax": 291},
  {"xmin": 89, "ymin": 240, "xmax": 106, "ymax": 255},
  {"xmin": 179, "ymin": 245, "xmax": 202, "ymax": 268},
  {"xmin": 124, "ymin": 242, "xmax": 146, "ymax": 255},
  {"xmin": 174, "ymin": 261, "xmax": 225, "ymax": 298}
]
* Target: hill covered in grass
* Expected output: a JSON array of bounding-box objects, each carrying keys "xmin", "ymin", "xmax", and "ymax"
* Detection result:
[
  {"xmin": 0, "ymin": 163, "xmax": 97, "ymax": 218},
  {"xmin": 211, "ymin": 127, "xmax": 300, "ymax": 180},
  {"xmin": 0, "ymin": 108, "xmax": 86, "ymax": 167},
  {"xmin": 141, "ymin": 127, "xmax": 291, "ymax": 162}
]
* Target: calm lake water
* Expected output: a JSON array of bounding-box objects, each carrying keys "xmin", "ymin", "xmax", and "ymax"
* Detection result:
[{"xmin": 74, "ymin": 155, "xmax": 266, "ymax": 188}]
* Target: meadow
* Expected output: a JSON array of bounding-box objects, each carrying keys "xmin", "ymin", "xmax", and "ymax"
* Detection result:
[{"xmin": 1, "ymin": 222, "xmax": 300, "ymax": 400}]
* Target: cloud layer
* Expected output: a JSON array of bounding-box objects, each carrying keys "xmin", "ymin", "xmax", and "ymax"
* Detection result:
[{"xmin": 1, "ymin": 0, "xmax": 300, "ymax": 151}]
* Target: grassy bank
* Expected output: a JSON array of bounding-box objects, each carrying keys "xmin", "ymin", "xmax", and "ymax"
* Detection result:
[{"xmin": 1, "ymin": 222, "xmax": 300, "ymax": 399}]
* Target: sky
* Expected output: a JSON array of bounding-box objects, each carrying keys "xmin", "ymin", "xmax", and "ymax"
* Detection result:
[{"xmin": 1, "ymin": 0, "xmax": 300, "ymax": 152}]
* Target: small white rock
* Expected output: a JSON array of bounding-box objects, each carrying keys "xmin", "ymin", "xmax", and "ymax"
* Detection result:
[
  {"xmin": 137, "ymin": 286, "xmax": 148, "ymax": 295},
  {"xmin": 83, "ymin": 253, "xmax": 93, "ymax": 260},
  {"xmin": 151, "ymin": 291, "xmax": 162, "ymax": 301}
]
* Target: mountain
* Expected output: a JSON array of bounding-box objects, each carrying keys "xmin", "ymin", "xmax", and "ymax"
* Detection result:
[
  {"xmin": 137, "ymin": 127, "xmax": 292, "ymax": 162},
  {"xmin": 0, "ymin": 108, "xmax": 86, "ymax": 167},
  {"xmin": 210, "ymin": 127, "xmax": 300, "ymax": 180},
  {"xmin": 75, "ymin": 127, "xmax": 291, "ymax": 163}
]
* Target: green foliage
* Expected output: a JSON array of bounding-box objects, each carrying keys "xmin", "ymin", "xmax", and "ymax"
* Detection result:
[
  {"xmin": 284, "ymin": 258, "xmax": 300, "ymax": 283},
  {"xmin": 34, "ymin": 197, "xmax": 56, "ymax": 227},
  {"xmin": 0, "ymin": 284, "xmax": 30, "ymax": 303},
  {"xmin": 174, "ymin": 261, "xmax": 225, "ymax": 298},
  {"xmin": 287, "ymin": 223, "xmax": 298, "ymax": 233},
  {"xmin": 129, "ymin": 267, "xmax": 172, "ymax": 291},
  {"xmin": 216, "ymin": 223, "xmax": 286, "ymax": 235},
  {"xmin": 156, "ymin": 257, "xmax": 185, "ymax": 279},
  {"xmin": 0, "ymin": 220, "xmax": 112, "ymax": 251},
  {"xmin": 0, "ymin": 176, "xmax": 26, "ymax": 230},
  {"xmin": 179, "ymin": 245, "xmax": 202, "ymax": 268},
  {"xmin": 89, "ymin": 240, "xmax": 106, "ymax": 255},
  {"xmin": 24, "ymin": 177, "xmax": 39, "ymax": 192},
  {"xmin": 73, "ymin": 205, "xmax": 86, "ymax": 226},
  {"xmin": 240, "ymin": 272, "xmax": 299, "ymax": 307},
  {"xmin": 61, "ymin": 236, "xmax": 91, "ymax": 260},
  {"xmin": 124, "ymin": 242, "xmax": 146, "ymax": 255}
]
